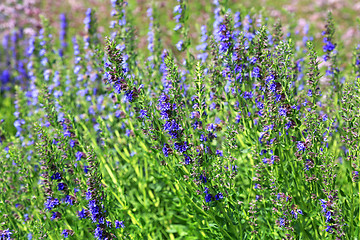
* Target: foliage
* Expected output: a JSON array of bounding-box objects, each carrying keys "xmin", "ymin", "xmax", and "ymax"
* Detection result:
[{"xmin": 0, "ymin": 0, "xmax": 360, "ymax": 239}]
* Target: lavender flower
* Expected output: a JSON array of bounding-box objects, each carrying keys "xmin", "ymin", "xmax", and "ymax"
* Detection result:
[
  {"xmin": 176, "ymin": 40, "xmax": 183, "ymax": 51},
  {"xmin": 62, "ymin": 229, "xmax": 70, "ymax": 238},
  {"xmin": 0, "ymin": 229, "xmax": 12, "ymax": 239},
  {"xmin": 205, "ymin": 194, "xmax": 212, "ymax": 202},
  {"xmin": 296, "ymin": 141, "xmax": 306, "ymax": 152},
  {"xmin": 84, "ymin": 8, "xmax": 92, "ymax": 31},
  {"xmin": 218, "ymin": 24, "xmax": 231, "ymax": 54},
  {"xmin": 115, "ymin": 220, "xmax": 125, "ymax": 229},
  {"xmin": 44, "ymin": 197, "xmax": 60, "ymax": 210}
]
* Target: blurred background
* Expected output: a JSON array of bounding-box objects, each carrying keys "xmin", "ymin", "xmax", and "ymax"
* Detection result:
[{"xmin": 1, "ymin": 0, "xmax": 360, "ymax": 52}]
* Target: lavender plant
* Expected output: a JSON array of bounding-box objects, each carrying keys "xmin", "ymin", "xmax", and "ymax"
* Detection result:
[{"xmin": 1, "ymin": 1, "xmax": 360, "ymax": 239}]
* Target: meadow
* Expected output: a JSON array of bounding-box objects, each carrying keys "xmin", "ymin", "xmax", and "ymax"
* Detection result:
[{"xmin": 1, "ymin": 0, "xmax": 360, "ymax": 239}]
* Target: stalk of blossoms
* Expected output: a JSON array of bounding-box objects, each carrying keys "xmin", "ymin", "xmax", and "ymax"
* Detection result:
[
  {"xmin": 247, "ymin": 31, "xmax": 317, "ymax": 237},
  {"xmin": 83, "ymin": 8, "xmax": 98, "ymax": 48},
  {"xmin": 146, "ymin": 6, "xmax": 162, "ymax": 72},
  {"xmin": 104, "ymin": 37, "xmax": 140, "ymax": 103},
  {"xmin": 218, "ymin": 15, "xmax": 233, "ymax": 56},
  {"xmin": 243, "ymin": 14, "xmax": 256, "ymax": 49},
  {"xmin": 292, "ymin": 40, "xmax": 347, "ymax": 238},
  {"xmin": 109, "ymin": 0, "xmax": 136, "ymax": 74},
  {"xmin": 157, "ymin": 55, "xmax": 189, "ymax": 162},
  {"xmin": 85, "ymin": 151, "xmax": 112, "ymax": 239},
  {"xmin": 146, "ymin": 7, "xmax": 155, "ymax": 68},
  {"xmin": 232, "ymin": 11, "xmax": 242, "ymax": 41},
  {"xmin": 173, "ymin": 0, "xmax": 189, "ymax": 52},
  {"xmin": 272, "ymin": 21, "xmax": 283, "ymax": 46},
  {"xmin": 305, "ymin": 41, "xmax": 321, "ymax": 105},
  {"xmin": 212, "ymin": 0, "xmax": 223, "ymax": 42},
  {"xmin": 340, "ymin": 79, "xmax": 360, "ymax": 237},
  {"xmin": 59, "ymin": 13, "xmax": 67, "ymax": 57},
  {"xmin": 196, "ymin": 25, "xmax": 209, "ymax": 63},
  {"xmin": 322, "ymin": 12, "xmax": 341, "ymax": 94},
  {"xmin": 38, "ymin": 88, "xmax": 118, "ymax": 238}
]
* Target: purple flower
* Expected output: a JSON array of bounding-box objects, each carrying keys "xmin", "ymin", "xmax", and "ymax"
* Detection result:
[
  {"xmin": 51, "ymin": 211, "xmax": 61, "ymax": 220},
  {"xmin": 279, "ymin": 218, "xmax": 285, "ymax": 227},
  {"xmin": 183, "ymin": 154, "xmax": 191, "ymax": 164},
  {"xmin": 215, "ymin": 192, "xmax": 224, "ymax": 200},
  {"xmin": 162, "ymin": 144, "xmax": 169, "ymax": 157},
  {"xmin": 174, "ymin": 142, "xmax": 188, "ymax": 153},
  {"xmin": 173, "ymin": 5, "xmax": 182, "ymax": 14},
  {"xmin": 58, "ymin": 183, "xmax": 66, "ymax": 191},
  {"xmin": 64, "ymin": 195, "xmax": 74, "ymax": 205},
  {"xmin": 243, "ymin": 91, "xmax": 253, "ymax": 99},
  {"xmin": 174, "ymin": 14, "xmax": 181, "ymax": 22},
  {"xmin": 197, "ymin": 42, "xmax": 207, "ymax": 52},
  {"xmin": 278, "ymin": 107, "xmax": 286, "ymax": 117},
  {"xmin": 124, "ymin": 90, "xmax": 134, "ymax": 102},
  {"xmin": 0, "ymin": 229, "xmax": 12, "ymax": 239},
  {"xmin": 51, "ymin": 172, "xmax": 61, "ymax": 180},
  {"xmin": 200, "ymin": 134, "xmax": 207, "ymax": 142},
  {"xmin": 70, "ymin": 139, "xmax": 76, "ymax": 148},
  {"xmin": 88, "ymin": 200, "xmax": 100, "ymax": 223},
  {"xmin": 197, "ymin": 52, "xmax": 208, "ymax": 63},
  {"xmin": 199, "ymin": 174, "xmax": 207, "ymax": 183},
  {"xmin": 296, "ymin": 141, "xmax": 306, "ymax": 152},
  {"xmin": 218, "ymin": 24, "xmax": 231, "ymax": 54},
  {"xmin": 256, "ymin": 100, "xmax": 264, "ymax": 109},
  {"xmin": 325, "ymin": 225, "xmax": 332, "ymax": 232},
  {"xmin": 285, "ymin": 121, "xmax": 293, "ymax": 130},
  {"xmin": 324, "ymin": 55, "xmax": 330, "ymax": 62},
  {"xmin": 62, "ymin": 229, "xmax": 69, "ymax": 238},
  {"xmin": 76, "ymin": 151, "xmax": 84, "ymax": 161},
  {"xmin": 174, "ymin": 24, "xmax": 182, "ymax": 31},
  {"xmin": 63, "ymin": 130, "xmax": 71, "ymax": 137},
  {"xmin": 98, "ymin": 217, "xmax": 105, "ymax": 225},
  {"xmin": 307, "ymin": 89, "xmax": 313, "ymax": 97},
  {"xmin": 252, "ymin": 67, "xmax": 260, "ymax": 78},
  {"xmin": 115, "ymin": 220, "xmax": 125, "ymax": 229},
  {"xmin": 325, "ymin": 211, "xmax": 332, "ymax": 222},
  {"xmin": 205, "ymin": 194, "xmax": 212, "ymax": 202},
  {"xmin": 139, "ymin": 109, "xmax": 147, "ymax": 118},
  {"xmin": 78, "ymin": 208, "xmax": 87, "ymax": 219},
  {"xmin": 235, "ymin": 114, "xmax": 241, "ymax": 123},
  {"xmin": 86, "ymin": 191, "xmax": 92, "ymax": 200},
  {"xmin": 320, "ymin": 199, "xmax": 327, "ymax": 213},
  {"xmin": 291, "ymin": 210, "xmax": 298, "ymax": 219},
  {"xmin": 94, "ymin": 226, "xmax": 103, "ymax": 239},
  {"xmin": 323, "ymin": 40, "xmax": 335, "ymax": 52},
  {"xmin": 269, "ymin": 82, "xmax": 277, "ymax": 93},
  {"xmin": 176, "ymin": 40, "xmax": 183, "ymax": 51},
  {"xmin": 45, "ymin": 197, "xmax": 60, "ymax": 210},
  {"xmin": 83, "ymin": 8, "xmax": 92, "ymax": 30},
  {"xmin": 259, "ymin": 132, "xmax": 266, "ymax": 144},
  {"xmin": 106, "ymin": 221, "xmax": 112, "ymax": 228},
  {"xmin": 216, "ymin": 150, "xmax": 223, "ymax": 157}
]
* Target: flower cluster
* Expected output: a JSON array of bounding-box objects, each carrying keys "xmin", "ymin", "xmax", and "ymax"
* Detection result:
[{"xmin": 1, "ymin": 1, "xmax": 360, "ymax": 239}]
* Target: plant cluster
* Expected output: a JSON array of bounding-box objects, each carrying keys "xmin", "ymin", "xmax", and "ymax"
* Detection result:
[{"xmin": 0, "ymin": 0, "xmax": 360, "ymax": 239}]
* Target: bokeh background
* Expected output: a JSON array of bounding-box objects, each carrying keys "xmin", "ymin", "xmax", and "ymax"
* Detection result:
[{"xmin": 1, "ymin": 0, "xmax": 360, "ymax": 51}]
